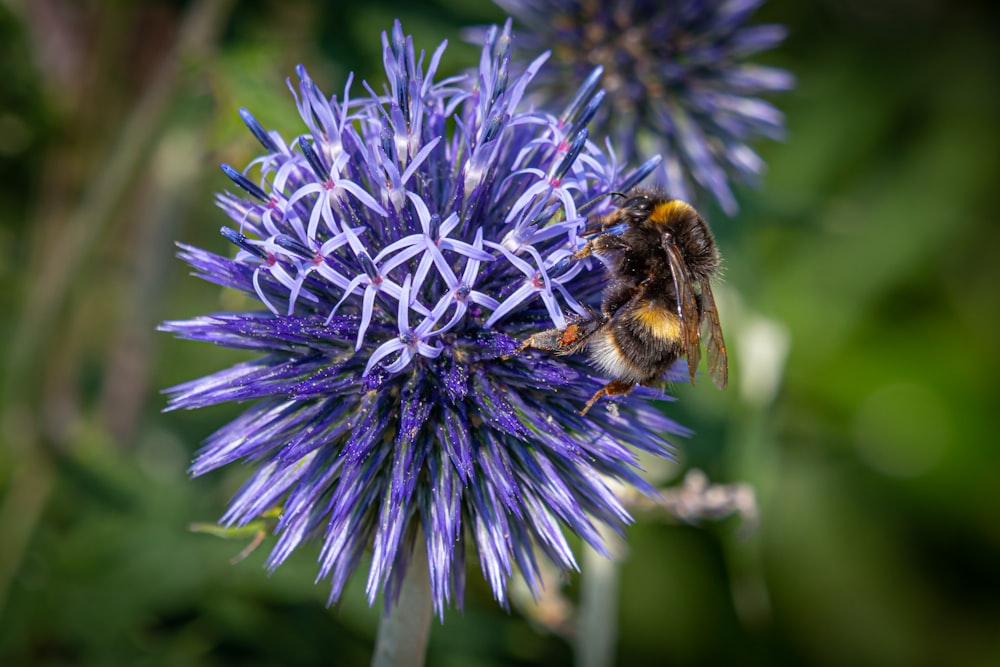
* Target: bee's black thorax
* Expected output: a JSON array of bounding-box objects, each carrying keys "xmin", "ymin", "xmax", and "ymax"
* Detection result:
[
  {"xmin": 600, "ymin": 190, "xmax": 721, "ymax": 310},
  {"xmin": 626, "ymin": 193, "xmax": 719, "ymax": 275}
]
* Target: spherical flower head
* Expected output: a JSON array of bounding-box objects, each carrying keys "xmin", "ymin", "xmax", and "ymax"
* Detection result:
[
  {"xmin": 487, "ymin": 0, "xmax": 794, "ymax": 214},
  {"xmin": 161, "ymin": 20, "xmax": 687, "ymax": 616}
]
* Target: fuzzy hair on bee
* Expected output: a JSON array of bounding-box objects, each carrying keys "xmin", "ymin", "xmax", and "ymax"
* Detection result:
[{"xmin": 519, "ymin": 188, "xmax": 728, "ymax": 414}]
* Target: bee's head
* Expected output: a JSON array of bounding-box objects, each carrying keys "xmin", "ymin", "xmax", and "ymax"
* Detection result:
[{"xmin": 618, "ymin": 192, "xmax": 655, "ymax": 221}]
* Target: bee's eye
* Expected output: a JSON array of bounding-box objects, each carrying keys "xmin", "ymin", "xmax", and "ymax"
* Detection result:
[{"xmin": 623, "ymin": 196, "xmax": 651, "ymax": 212}]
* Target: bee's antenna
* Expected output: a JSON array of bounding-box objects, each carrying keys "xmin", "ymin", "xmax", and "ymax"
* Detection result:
[{"xmin": 578, "ymin": 190, "xmax": 628, "ymax": 216}]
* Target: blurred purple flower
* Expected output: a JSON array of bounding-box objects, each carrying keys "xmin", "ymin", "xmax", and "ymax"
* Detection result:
[
  {"xmin": 161, "ymin": 20, "xmax": 686, "ymax": 616},
  {"xmin": 486, "ymin": 0, "xmax": 794, "ymax": 214}
]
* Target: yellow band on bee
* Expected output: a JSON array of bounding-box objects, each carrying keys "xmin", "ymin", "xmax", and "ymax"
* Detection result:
[
  {"xmin": 650, "ymin": 200, "xmax": 695, "ymax": 225},
  {"xmin": 634, "ymin": 303, "xmax": 681, "ymax": 341}
]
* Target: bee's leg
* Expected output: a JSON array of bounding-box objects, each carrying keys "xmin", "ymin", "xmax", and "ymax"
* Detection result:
[
  {"xmin": 601, "ymin": 277, "xmax": 652, "ymax": 319},
  {"xmin": 517, "ymin": 315, "xmax": 607, "ymax": 355},
  {"xmin": 517, "ymin": 327, "xmax": 570, "ymax": 353},
  {"xmin": 581, "ymin": 379, "xmax": 635, "ymax": 416},
  {"xmin": 574, "ymin": 233, "xmax": 630, "ymax": 260}
]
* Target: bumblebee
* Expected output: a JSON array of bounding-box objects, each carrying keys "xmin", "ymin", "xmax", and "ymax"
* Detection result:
[{"xmin": 520, "ymin": 189, "xmax": 728, "ymax": 414}]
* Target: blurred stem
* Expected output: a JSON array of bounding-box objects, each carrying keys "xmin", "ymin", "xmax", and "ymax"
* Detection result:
[
  {"xmin": 724, "ymin": 312, "xmax": 790, "ymax": 631},
  {"xmin": 4, "ymin": 0, "xmax": 233, "ymax": 400},
  {"xmin": 0, "ymin": 446, "xmax": 54, "ymax": 615},
  {"xmin": 576, "ymin": 524, "xmax": 627, "ymax": 667},
  {"xmin": 98, "ymin": 128, "xmax": 207, "ymax": 445},
  {"xmin": 371, "ymin": 542, "xmax": 432, "ymax": 667},
  {"xmin": 0, "ymin": 0, "xmax": 234, "ymax": 617}
]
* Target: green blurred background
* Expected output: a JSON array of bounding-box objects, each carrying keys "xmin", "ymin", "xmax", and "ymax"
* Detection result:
[{"xmin": 2, "ymin": 0, "xmax": 998, "ymax": 665}]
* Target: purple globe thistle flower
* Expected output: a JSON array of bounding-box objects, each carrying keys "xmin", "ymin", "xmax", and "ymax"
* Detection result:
[
  {"xmin": 487, "ymin": 0, "xmax": 794, "ymax": 214},
  {"xmin": 162, "ymin": 20, "xmax": 686, "ymax": 616}
]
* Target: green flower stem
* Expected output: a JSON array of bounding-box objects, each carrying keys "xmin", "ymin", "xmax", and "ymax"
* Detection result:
[
  {"xmin": 372, "ymin": 541, "xmax": 432, "ymax": 667},
  {"xmin": 576, "ymin": 523, "xmax": 627, "ymax": 667}
]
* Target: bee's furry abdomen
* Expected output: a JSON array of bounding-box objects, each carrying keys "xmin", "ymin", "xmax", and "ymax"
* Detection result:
[
  {"xmin": 631, "ymin": 301, "xmax": 682, "ymax": 342},
  {"xmin": 588, "ymin": 330, "xmax": 643, "ymax": 383},
  {"xmin": 588, "ymin": 303, "xmax": 682, "ymax": 385}
]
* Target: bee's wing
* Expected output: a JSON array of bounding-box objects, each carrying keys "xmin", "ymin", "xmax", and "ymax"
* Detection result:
[
  {"xmin": 698, "ymin": 279, "xmax": 729, "ymax": 390},
  {"xmin": 664, "ymin": 241, "xmax": 701, "ymax": 385}
]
